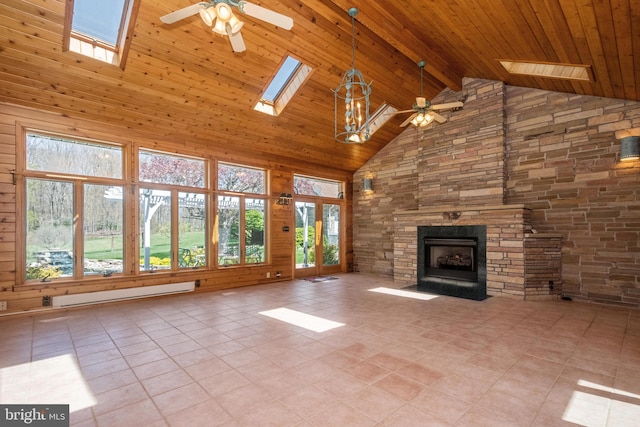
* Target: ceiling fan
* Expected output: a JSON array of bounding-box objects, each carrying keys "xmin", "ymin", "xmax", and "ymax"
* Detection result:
[
  {"xmin": 396, "ymin": 60, "xmax": 464, "ymax": 128},
  {"xmin": 160, "ymin": 1, "xmax": 294, "ymax": 53}
]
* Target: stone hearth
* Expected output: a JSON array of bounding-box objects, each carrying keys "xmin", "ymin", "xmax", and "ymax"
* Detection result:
[{"xmin": 394, "ymin": 204, "xmax": 562, "ymax": 300}]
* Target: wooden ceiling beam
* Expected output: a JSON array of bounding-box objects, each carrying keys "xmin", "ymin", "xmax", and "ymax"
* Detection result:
[{"xmin": 322, "ymin": 0, "xmax": 463, "ymax": 91}]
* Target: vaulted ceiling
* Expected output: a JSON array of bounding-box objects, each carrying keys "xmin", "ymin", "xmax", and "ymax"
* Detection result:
[{"xmin": 1, "ymin": 0, "xmax": 637, "ymax": 173}]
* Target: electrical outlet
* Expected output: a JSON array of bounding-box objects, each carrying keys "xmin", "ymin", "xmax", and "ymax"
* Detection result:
[
  {"xmin": 195, "ymin": 279, "xmax": 201, "ymax": 287},
  {"xmin": 42, "ymin": 296, "xmax": 51, "ymax": 306},
  {"xmin": 0, "ymin": 301, "xmax": 7, "ymax": 311},
  {"xmin": 266, "ymin": 272, "xmax": 270, "ymax": 278}
]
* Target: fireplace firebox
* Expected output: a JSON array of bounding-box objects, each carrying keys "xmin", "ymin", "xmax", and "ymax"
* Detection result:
[{"xmin": 417, "ymin": 226, "xmax": 487, "ymax": 300}]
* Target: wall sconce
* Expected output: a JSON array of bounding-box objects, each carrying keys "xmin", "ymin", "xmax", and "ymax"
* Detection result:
[
  {"xmin": 363, "ymin": 178, "xmax": 373, "ymax": 192},
  {"xmin": 620, "ymin": 136, "xmax": 640, "ymax": 161},
  {"xmin": 276, "ymin": 193, "xmax": 292, "ymax": 205}
]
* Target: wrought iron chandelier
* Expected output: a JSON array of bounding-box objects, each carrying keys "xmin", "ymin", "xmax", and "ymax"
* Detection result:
[{"xmin": 333, "ymin": 7, "xmax": 371, "ymax": 144}]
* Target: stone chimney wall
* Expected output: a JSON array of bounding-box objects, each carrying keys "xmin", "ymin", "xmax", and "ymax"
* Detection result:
[
  {"xmin": 354, "ymin": 77, "xmax": 640, "ymax": 307},
  {"xmin": 418, "ymin": 79, "xmax": 507, "ymax": 207}
]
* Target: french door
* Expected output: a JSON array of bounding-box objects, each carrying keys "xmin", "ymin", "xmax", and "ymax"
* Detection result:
[{"xmin": 294, "ymin": 200, "xmax": 342, "ymax": 277}]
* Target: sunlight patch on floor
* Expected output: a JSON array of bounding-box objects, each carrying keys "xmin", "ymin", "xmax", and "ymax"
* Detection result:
[
  {"xmin": 368, "ymin": 287, "xmax": 440, "ymax": 301},
  {"xmin": 563, "ymin": 380, "xmax": 640, "ymax": 426},
  {"xmin": 259, "ymin": 307, "xmax": 345, "ymax": 332},
  {"xmin": 0, "ymin": 354, "xmax": 96, "ymax": 413}
]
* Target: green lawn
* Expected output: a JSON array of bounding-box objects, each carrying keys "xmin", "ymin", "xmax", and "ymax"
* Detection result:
[{"xmin": 83, "ymin": 231, "xmax": 205, "ymax": 260}]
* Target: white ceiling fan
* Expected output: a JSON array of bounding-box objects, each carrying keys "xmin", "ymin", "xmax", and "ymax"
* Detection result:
[
  {"xmin": 396, "ymin": 60, "xmax": 464, "ymax": 128},
  {"xmin": 160, "ymin": 1, "xmax": 294, "ymax": 53}
]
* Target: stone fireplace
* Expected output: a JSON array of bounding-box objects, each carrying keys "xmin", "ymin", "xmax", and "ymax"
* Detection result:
[
  {"xmin": 418, "ymin": 225, "xmax": 486, "ymax": 300},
  {"xmin": 393, "ymin": 205, "xmax": 562, "ymax": 300}
]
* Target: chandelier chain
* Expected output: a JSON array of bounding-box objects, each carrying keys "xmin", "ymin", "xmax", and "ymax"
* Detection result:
[{"xmin": 350, "ymin": 13, "xmax": 356, "ymax": 69}]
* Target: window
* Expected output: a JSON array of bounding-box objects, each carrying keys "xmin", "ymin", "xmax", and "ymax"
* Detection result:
[
  {"xmin": 139, "ymin": 188, "xmax": 170, "ymax": 271},
  {"xmin": 84, "ymin": 184, "xmax": 124, "ymax": 276},
  {"xmin": 254, "ymin": 55, "xmax": 313, "ymax": 116},
  {"xmin": 26, "ymin": 134, "xmax": 123, "ymax": 178},
  {"xmin": 138, "ymin": 150, "xmax": 207, "ymax": 272},
  {"xmin": 178, "ymin": 192, "xmax": 206, "ymax": 268},
  {"xmin": 294, "ymin": 175, "xmax": 342, "ymax": 198},
  {"xmin": 217, "ymin": 163, "xmax": 267, "ymax": 266},
  {"xmin": 21, "ymin": 132, "xmax": 275, "ymax": 284},
  {"xmin": 24, "ymin": 133, "xmax": 125, "ymax": 281},
  {"xmin": 64, "ymin": 0, "xmax": 139, "ymax": 68},
  {"xmin": 218, "ymin": 163, "xmax": 265, "ymax": 193},
  {"xmin": 139, "ymin": 149, "xmax": 206, "ymax": 187}
]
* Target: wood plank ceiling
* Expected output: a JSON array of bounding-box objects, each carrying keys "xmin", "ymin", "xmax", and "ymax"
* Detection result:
[{"xmin": 0, "ymin": 0, "xmax": 637, "ymax": 173}]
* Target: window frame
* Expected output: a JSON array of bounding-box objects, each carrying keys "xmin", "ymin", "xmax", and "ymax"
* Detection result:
[
  {"xmin": 16, "ymin": 127, "xmax": 277, "ymax": 286},
  {"xmin": 136, "ymin": 148, "xmax": 209, "ymax": 273},
  {"xmin": 19, "ymin": 130, "xmax": 128, "ymax": 284},
  {"xmin": 216, "ymin": 162, "xmax": 268, "ymax": 267}
]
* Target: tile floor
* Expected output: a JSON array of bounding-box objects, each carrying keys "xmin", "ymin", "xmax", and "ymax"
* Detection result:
[{"xmin": 1, "ymin": 273, "xmax": 639, "ymax": 426}]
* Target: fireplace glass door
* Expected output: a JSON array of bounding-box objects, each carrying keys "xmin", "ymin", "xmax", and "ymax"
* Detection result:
[{"xmin": 424, "ymin": 238, "xmax": 478, "ymax": 282}]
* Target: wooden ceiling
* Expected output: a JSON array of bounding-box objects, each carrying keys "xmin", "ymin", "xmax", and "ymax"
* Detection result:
[{"xmin": 1, "ymin": 0, "xmax": 637, "ymax": 173}]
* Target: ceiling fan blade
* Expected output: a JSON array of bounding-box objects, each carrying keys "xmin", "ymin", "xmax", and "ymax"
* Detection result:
[
  {"xmin": 240, "ymin": 1, "xmax": 294, "ymax": 30},
  {"xmin": 394, "ymin": 109, "xmax": 416, "ymax": 115},
  {"xmin": 432, "ymin": 112, "xmax": 448, "ymax": 123},
  {"xmin": 400, "ymin": 113, "xmax": 418, "ymax": 127},
  {"xmin": 431, "ymin": 101, "xmax": 464, "ymax": 111},
  {"xmin": 227, "ymin": 27, "xmax": 247, "ymax": 52},
  {"xmin": 160, "ymin": 2, "xmax": 206, "ymax": 24}
]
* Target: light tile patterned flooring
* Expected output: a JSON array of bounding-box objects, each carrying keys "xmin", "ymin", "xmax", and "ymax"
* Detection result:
[{"xmin": 1, "ymin": 273, "xmax": 640, "ymax": 426}]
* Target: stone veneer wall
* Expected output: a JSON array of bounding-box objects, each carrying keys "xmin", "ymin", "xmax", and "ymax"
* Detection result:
[
  {"xmin": 524, "ymin": 233, "xmax": 563, "ymax": 299},
  {"xmin": 354, "ymin": 77, "xmax": 640, "ymax": 307},
  {"xmin": 505, "ymin": 86, "xmax": 640, "ymax": 306},
  {"xmin": 417, "ymin": 79, "xmax": 507, "ymax": 207}
]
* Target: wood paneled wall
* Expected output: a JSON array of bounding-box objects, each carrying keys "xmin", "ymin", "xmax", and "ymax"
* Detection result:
[{"xmin": 0, "ymin": 102, "xmax": 352, "ymax": 314}]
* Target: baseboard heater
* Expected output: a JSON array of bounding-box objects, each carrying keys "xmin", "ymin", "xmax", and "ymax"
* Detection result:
[{"xmin": 52, "ymin": 281, "xmax": 195, "ymax": 308}]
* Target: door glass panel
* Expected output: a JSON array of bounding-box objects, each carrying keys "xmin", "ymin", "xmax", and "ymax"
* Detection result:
[
  {"xmin": 84, "ymin": 184, "xmax": 124, "ymax": 275},
  {"xmin": 245, "ymin": 198, "xmax": 265, "ymax": 264},
  {"xmin": 25, "ymin": 179, "xmax": 75, "ymax": 280},
  {"xmin": 178, "ymin": 192, "xmax": 206, "ymax": 268},
  {"xmin": 218, "ymin": 196, "xmax": 240, "ymax": 266},
  {"xmin": 323, "ymin": 204, "xmax": 340, "ymax": 266},
  {"xmin": 295, "ymin": 201, "xmax": 316, "ymax": 268},
  {"xmin": 139, "ymin": 188, "xmax": 172, "ymax": 271}
]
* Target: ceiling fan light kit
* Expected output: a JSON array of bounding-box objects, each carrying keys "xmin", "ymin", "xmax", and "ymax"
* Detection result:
[
  {"xmin": 411, "ymin": 112, "xmax": 434, "ymax": 127},
  {"xmin": 161, "ymin": 0, "xmax": 294, "ymax": 52},
  {"xmin": 397, "ymin": 60, "xmax": 464, "ymax": 129}
]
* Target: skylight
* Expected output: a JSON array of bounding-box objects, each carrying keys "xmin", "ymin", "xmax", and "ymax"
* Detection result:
[
  {"xmin": 263, "ymin": 56, "xmax": 300, "ymax": 102},
  {"xmin": 254, "ymin": 55, "xmax": 312, "ymax": 116},
  {"xmin": 72, "ymin": 0, "xmax": 126, "ymax": 45},
  {"xmin": 366, "ymin": 103, "xmax": 398, "ymax": 135},
  {"xmin": 499, "ymin": 60, "xmax": 594, "ymax": 82},
  {"xmin": 64, "ymin": 0, "xmax": 138, "ymax": 68}
]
